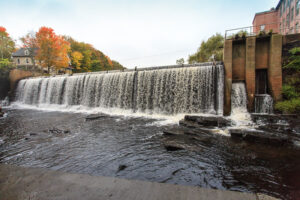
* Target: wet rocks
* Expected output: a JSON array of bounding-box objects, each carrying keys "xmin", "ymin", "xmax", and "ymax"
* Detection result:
[
  {"xmin": 0, "ymin": 106, "xmax": 4, "ymax": 118},
  {"xmin": 163, "ymin": 140, "xmax": 186, "ymax": 151},
  {"xmin": 184, "ymin": 115, "xmax": 232, "ymax": 127},
  {"xmin": 49, "ymin": 128, "xmax": 71, "ymax": 135},
  {"xmin": 85, "ymin": 114, "xmax": 110, "ymax": 121},
  {"xmin": 117, "ymin": 165, "xmax": 128, "ymax": 172},
  {"xmin": 162, "ymin": 115, "xmax": 229, "ymax": 152},
  {"xmin": 229, "ymin": 128, "xmax": 293, "ymax": 146}
]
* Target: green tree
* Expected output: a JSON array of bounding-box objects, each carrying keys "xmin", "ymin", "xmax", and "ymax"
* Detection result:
[
  {"xmin": 176, "ymin": 58, "xmax": 185, "ymax": 65},
  {"xmin": 188, "ymin": 33, "xmax": 224, "ymax": 64},
  {"xmin": 275, "ymin": 47, "xmax": 300, "ymax": 114},
  {"xmin": 0, "ymin": 59, "xmax": 12, "ymax": 70},
  {"xmin": 0, "ymin": 26, "xmax": 15, "ymax": 60}
]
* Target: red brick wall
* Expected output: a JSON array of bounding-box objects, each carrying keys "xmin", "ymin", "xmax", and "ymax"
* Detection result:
[
  {"xmin": 255, "ymin": 38, "xmax": 270, "ymax": 69},
  {"xmin": 232, "ymin": 41, "xmax": 246, "ymax": 81},
  {"xmin": 253, "ymin": 11, "xmax": 279, "ymax": 34}
]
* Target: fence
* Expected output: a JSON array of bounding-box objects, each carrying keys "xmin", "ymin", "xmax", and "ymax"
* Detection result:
[{"xmin": 225, "ymin": 21, "xmax": 300, "ymax": 39}]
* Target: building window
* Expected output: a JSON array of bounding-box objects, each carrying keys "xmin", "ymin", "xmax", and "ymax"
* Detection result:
[
  {"xmin": 17, "ymin": 59, "xmax": 20, "ymax": 64},
  {"xmin": 291, "ymin": 7, "xmax": 294, "ymax": 20},
  {"xmin": 260, "ymin": 24, "xmax": 266, "ymax": 31},
  {"xmin": 24, "ymin": 50, "xmax": 29, "ymax": 56},
  {"xmin": 26, "ymin": 58, "xmax": 29, "ymax": 64},
  {"xmin": 297, "ymin": 0, "xmax": 300, "ymax": 15},
  {"xmin": 287, "ymin": 13, "xmax": 290, "ymax": 27}
]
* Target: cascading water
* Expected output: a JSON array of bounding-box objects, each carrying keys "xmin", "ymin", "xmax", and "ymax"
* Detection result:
[
  {"xmin": 14, "ymin": 64, "xmax": 224, "ymax": 117},
  {"xmin": 254, "ymin": 94, "xmax": 274, "ymax": 114},
  {"xmin": 231, "ymin": 82, "xmax": 251, "ymax": 123}
]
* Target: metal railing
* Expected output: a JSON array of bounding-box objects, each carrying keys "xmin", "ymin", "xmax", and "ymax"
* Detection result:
[{"xmin": 225, "ymin": 20, "xmax": 300, "ymax": 39}]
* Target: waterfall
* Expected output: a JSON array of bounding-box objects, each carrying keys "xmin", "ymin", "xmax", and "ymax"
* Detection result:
[
  {"xmin": 254, "ymin": 94, "xmax": 273, "ymax": 114},
  {"xmin": 231, "ymin": 83, "xmax": 247, "ymax": 114},
  {"xmin": 231, "ymin": 82, "xmax": 251, "ymax": 123},
  {"xmin": 15, "ymin": 64, "xmax": 224, "ymax": 116}
]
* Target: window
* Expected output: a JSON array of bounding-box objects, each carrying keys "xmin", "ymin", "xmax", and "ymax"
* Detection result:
[
  {"xmin": 291, "ymin": 7, "xmax": 294, "ymax": 20},
  {"xmin": 17, "ymin": 59, "xmax": 20, "ymax": 64},
  {"xmin": 297, "ymin": 0, "xmax": 300, "ymax": 15},
  {"xmin": 24, "ymin": 50, "xmax": 29, "ymax": 56},
  {"xmin": 287, "ymin": 13, "xmax": 290, "ymax": 27},
  {"xmin": 26, "ymin": 58, "xmax": 29, "ymax": 64},
  {"xmin": 260, "ymin": 24, "xmax": 266, "ymax": 31}
]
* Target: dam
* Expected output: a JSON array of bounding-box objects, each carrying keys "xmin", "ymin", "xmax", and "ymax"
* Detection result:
[{"xmin": 15, "ymin": 63, "xmax": 224, "ymax": 116}]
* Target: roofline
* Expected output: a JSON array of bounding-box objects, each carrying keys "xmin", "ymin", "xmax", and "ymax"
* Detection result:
[
  {"xmin": 276, "ymin": 0, "xmax": 282, "ymax": 10},
  {"xmin": 252, "ymin": 9, "xmax": 278, "ymax": 24}
]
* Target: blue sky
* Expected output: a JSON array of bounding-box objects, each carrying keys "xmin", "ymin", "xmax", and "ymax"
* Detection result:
[{"xmin": 0, "ymin": 0, "xmax": 278, "ymax": 68}]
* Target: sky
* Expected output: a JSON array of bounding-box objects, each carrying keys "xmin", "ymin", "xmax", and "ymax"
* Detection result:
[{"xmin": 0, "ymin": 0, "xmax": 278, "ymax": 68}]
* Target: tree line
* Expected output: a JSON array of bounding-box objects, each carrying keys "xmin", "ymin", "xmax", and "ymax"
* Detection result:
[{"xmin": 0, "ymin": 26, "xmax": 124, "ymax": 73}]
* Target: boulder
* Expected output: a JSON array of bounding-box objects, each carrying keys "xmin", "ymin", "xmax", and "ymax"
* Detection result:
[
  {"xmin": 229, "ymin": 128, "xmax": 292, "ymax": 146},
  {"xmin": 86, "ymin": 114, "xmax": 109, "ymax": 121},
  {"xmin": 49, "ymin": 128, "xmax": 71, "ymax": 135},
  {"xmin": 184, "ymin": 115, "xmax": 232, "ymax": 127},
  {"xmin": 163, "ymin": 140, "xmax": 185, "ymax": 151}
]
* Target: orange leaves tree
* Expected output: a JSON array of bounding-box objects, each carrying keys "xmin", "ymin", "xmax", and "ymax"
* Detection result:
[
  {"xmin": 0, "ymin": 26, "xmax": 15, "ymax": 60},
  {"xmin": 35, "ymin": 27, "xmax": 70, "ymax": 72}
]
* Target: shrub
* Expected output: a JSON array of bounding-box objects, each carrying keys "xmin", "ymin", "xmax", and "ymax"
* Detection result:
[
  {"xmin": 282, "ymin": 85, "xmax": 300, "ymax": 99},
  {"xmin": 275, "ymin": 98, "xmax": 300, "ymax": 114}
]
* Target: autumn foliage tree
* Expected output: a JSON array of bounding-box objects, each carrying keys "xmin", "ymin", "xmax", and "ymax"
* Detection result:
[
  {"xmin": 0, "ymin": 26, "xmax": 15, "ymax": 60},
  {"xmin": 35, "ymin": 27, "xmax": 70, "ymax": 72},
  {"xmin": 64, "ymin": 36, "xmax": 124, "ymax": 73},
  {"xmin": 71, "ymin": 51, "xmax": 83, "ymax": 70}
]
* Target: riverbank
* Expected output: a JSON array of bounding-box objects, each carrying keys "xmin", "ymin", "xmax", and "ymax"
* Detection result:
[{"xmin": 0, "ymin": 164, "xmax": 278, "ymax": 200}]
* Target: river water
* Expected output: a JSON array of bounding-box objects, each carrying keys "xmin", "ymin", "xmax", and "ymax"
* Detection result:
[{"xmin": 0, "ymin": 108, "xmax": 300, "ymax": 200}]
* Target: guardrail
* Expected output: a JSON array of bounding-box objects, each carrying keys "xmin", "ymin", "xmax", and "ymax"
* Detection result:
[{"xmin": 225, "ymin": 21, "xmax": 300, "ymax": 39}]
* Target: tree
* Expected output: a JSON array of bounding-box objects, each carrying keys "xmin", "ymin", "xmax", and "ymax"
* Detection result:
[
  {"xmin": 71, "ymin": 51, "xmax": 83, "ymax": 70},
  {"xmin": 275, "ymin": 47, "xmax": 300, "ymax": 114},
  {"xmin": 20, "ymin": 32, "xmax": 38, "ymax": 68},
  {"xmin": 188, "ymin": 33, "xmax": 224, "ymax": 64},
  {"xmin": 176, "ymin": 58, "xmax": 185, "ymax": 65},
  {"xmin": 65, "ymin": 36, "xmax": 125, "ymax": 72},
  {"xmin": 0, "ymin": 26, "xmax": 15, "ymax": 60},
  {"xmin": 35, "ymin": 27, "xmax": 70, "ymax": 72}
]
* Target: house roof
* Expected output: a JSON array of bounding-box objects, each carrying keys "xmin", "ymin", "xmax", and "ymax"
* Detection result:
[{"xmin": 12, "ymin": 48, "xmax": 38, "ymax": 57}]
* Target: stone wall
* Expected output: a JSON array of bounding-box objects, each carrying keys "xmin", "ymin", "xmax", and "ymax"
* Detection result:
[{"xmin": 8, "ymin": 69, "xmax": 42, "ymax": 100}]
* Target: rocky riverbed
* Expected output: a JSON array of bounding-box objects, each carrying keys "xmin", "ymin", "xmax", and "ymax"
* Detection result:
[{"xmin": 0, "ymin": 108, "xmax": 300, "ymax": 200}]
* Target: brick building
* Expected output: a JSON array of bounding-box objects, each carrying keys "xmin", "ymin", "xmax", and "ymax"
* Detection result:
[{"xmin": 253, "ymin": 0, "xmax": 300, "ymax": 35}]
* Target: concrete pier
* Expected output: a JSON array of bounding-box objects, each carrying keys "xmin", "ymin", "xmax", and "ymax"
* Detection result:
[{"xmin": 0, "ymin": 164, "xmax": 277, "ymax": 200}]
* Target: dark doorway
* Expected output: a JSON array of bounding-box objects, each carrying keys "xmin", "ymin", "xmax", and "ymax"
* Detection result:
[{"xmin": 256, "ymin": 69, "xmax": 268, "ymax": 94}]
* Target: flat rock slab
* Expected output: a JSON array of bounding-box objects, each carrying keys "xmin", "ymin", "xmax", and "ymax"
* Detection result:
[
  {"xmin": 184, "ymin": 115, "xmax": 232, "ymax": 127},
  {"xmin": 85, "ymin": 114, "xmax": 110, "ymax": 121},
  {"xmin": 229, "ymin": 128, "xmax": 292, "ymax": 146},
  {"xmin": 0, "ymin": 164, "xmax": 277, "ymax": 200}
]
